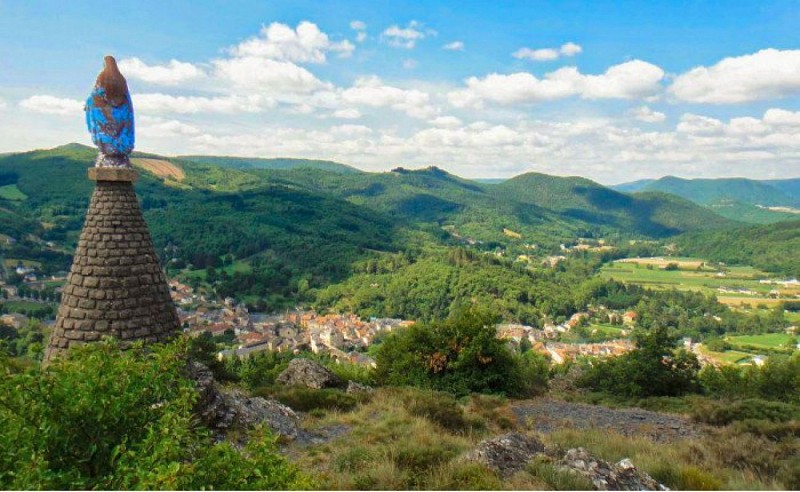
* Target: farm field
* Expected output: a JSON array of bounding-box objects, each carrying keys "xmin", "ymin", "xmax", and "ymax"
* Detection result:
[
  {"xmin": 700, "ymin": 347, "xmax": 754, "ymax": 364},
  {"xmin": 2, "ymin": 259, "xmax": 42, "ymax": 269},
  {"xmin": 726, "ymin": 333, "xmax": 798, "ymax": 351},
  {"xmin": 588, "ymin": 323, "xmax": 627, "ymax": 336},
  {"xmin": 600, "ymin": 258, "xmax": 797, "ymax": 304},
  {"xmin": 181, "ymin": 260, "xmax": 253, "ymax": 282}
]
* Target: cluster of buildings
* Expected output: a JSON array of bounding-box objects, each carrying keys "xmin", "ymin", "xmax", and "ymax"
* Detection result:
[
  {"xmin": 170, "ymin": 279, "xmax": 413, "ymax": 366},
  {"xmin": 496, "ymin": 310, "xmax": 635, "ymax": 364}
]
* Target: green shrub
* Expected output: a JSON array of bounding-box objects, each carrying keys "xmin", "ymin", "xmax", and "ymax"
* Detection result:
[
  {"xmin": 255, "ymin": 386, "xmax": 364, "ymax": 412},
  {"xmin": 578, "ymin": 325, "xmax": 700, "ymax": 398},
  {"xmin": 526, "ymin": 457, "xmax": 594, "ymax": 490},
  {"xmin": 732, "ymin": 419, "xmax": 800, "ymax": 439},
  {"xmin": 0, "ymin": 338, "xmax": 311, "ymax": 490},
  {"xmin": 324, "ymin": 359, "xmax": 375, "ymax": 386},
  {"xmin": 692, "ymin": 398, "xmax": 800, "ymax": 426},
  {"xmin": 466, "ymin": 394, "xmax": 515, "ymax": 430},
  {"xmin": 407, "ymin": 390, "xmax": 479, "ymax": 433},
  {"xmin": 650, "ymin": 464, "xmax": 723, "ymax": 491},
  {"xmin": 700, "ymin": 353, "xmax": 800, "ymax": 404},
  {"xmin": 333, "ymin": 446, "xmax": 374, "ymax": 473},
  {"xmin": 392, "ymin": 441, "xmax": 459, "ymax": 474},
  {"xmin": 429, "ymin": 461, "xmax": 504, "ymax": 490},
  {"xmin": 374, "ymin": 308, "xmax": 541, "ymax": 397}
]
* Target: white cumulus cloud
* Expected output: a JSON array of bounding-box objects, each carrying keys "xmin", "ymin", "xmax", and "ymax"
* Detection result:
[
  {"xmin": 443, "ymin": 41, "xmax": 464, "ymax": 51},
  {"xmin": 231, "ymin": 21, "xmax": 354, "ymax": 63},
  {"xmin": 19, "ymin": 95, "xmax": 83, "ymax": 115},
  {"xmin": 629, "ymin": 105, "xmax": 666, "ymax": 123},
  {"xmin": 213, "ymin": 56, "xmax": 329, "ymax": 93},
  {"xmin": 342, "ymin": 76, "xmax": 436, "ymax": 118},
  {"xmin": 429, "ymin": 116, "xmax": 463, "ymax": 128},
  {"xmin": 669, "ymin": 49, "xmax": 800, "ymax": 103},
  {"xmin": 513, "ymin": 42, "xmax": 582, "ymax": 61},
  {"xmin": 138, "ymin": 115, "xmax": 201, "ymax": 138},
  {"xmin": 350, "ymin": 20, "xmax": 367, "ymax": 42},
  {"xmin": 135, "ymin": 93, "xmax": 273, "ymax": 114},
  {"xmin": 333, "ymin": 108, "xmax": 362, "ymax": 119},
  {"xmin": 763, "ymin": 108, "xmax": 800, "ymax": 127},
  {"xmin": 448, "ymin": 60, "xmax": 664, "ymax": 108},
  {"xmin": 118, "ymin": 57, "xmax": 204, "ymax": 85},
  {"xmin": 382, "ymin": 21, "xmax": 432, "ymax": 49}
]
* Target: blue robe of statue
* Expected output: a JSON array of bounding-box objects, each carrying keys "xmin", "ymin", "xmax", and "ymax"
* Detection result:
[{"xmin": 85, "ymin": 56, "xmax": 135, "ymax": 156}]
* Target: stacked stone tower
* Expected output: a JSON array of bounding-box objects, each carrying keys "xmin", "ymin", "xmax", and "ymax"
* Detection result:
[
  {"xmin": 43, "ymin": 167, "xmax": 180, "ymax": 361},
  {"xmin": 44, "ymin": 55, "xmax": 180, "ymax": 362}
]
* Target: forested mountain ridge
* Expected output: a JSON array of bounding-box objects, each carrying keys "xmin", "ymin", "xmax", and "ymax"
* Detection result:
[
  {"xmin": 611, "ymin": 175, "xmax": 800, "ymax": 224},
  {"xmin": 677, "ymin": 219, "xmax": 800, "ymax": 277},
  {"xmin": 179, "ymin": 155, "xmax": 361, "ymax": 174},
  {"xmin": 613, "ymin": 175, "xmax": 800, "ymax": 205},
  {"xmin": 0, "ymin": 145, "xmax": 740, "ymax": 250},
  {"xmin": 493, "ymin": 172, "xmax": 736, "ymax": 237},
  {"xmin": 0, "ymin": 144, "xmax": 760, "ymax": 308}
]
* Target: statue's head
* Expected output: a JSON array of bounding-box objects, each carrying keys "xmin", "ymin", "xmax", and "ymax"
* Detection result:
[{"xmin": 96, "ymin": 55, "xmax": 129, "ymax": 107}]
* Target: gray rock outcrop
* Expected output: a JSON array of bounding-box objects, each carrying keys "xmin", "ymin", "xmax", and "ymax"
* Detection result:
[
  {"xmin": 276, "ymin": 358, "xmax": 343, "ymax": 389},
  {"xmin": 463, "ymin": 432, "xmax": 546, "ymax": 477},
  {"xmin": 188, "ymin": 361, "xmax": 300, "ymax": 440},
  {"xmin": 557, "ymin": 448, "xmax": 668, "ymax": 491},
  {"xmin": 346, "ymin": 380, "xmax": 374, "ymax": 394}
]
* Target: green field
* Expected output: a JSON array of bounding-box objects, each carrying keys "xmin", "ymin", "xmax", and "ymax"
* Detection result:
[
  {"xmin": 588, "ymin": 323, "xmax": 627, "ymax": 336},
  {"xmin": 727, "ymin": 333, "xmax": 797, "ymax": 350},
  {"xmin": 181, "ymin": 260, "xmax": 253, "ymax": 281},
  {"xmin": 600, "ymin": 258, "xmax": 778, "ymax": 298},
  {"xmin": 3, "ymin": 259, "xmax": 42, "ymax": 269},
  {"xmin": 1, "ymin": 300, "xmax": 53, "ymax": 311},
  {"xmin": 0, "ymin": 184, "xmax": 28, "ymax": 201}
]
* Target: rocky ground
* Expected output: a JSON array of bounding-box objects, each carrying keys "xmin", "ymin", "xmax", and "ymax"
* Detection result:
[{"xmin": 512, "ymin": 398, "xmax": 702, "ymax": 443}]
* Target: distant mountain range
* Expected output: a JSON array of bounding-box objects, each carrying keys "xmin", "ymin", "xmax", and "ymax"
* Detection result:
[
  {"xmin": 0, "ymin": 144, "xmax": 739, "ymax": 251},
  {"xmin": 1, "ymin": 143, "xmax": 798, "ymax": 289},
  {"xmin": 612, "ymin": 176, "xmax": 800, "ymax": 223}
]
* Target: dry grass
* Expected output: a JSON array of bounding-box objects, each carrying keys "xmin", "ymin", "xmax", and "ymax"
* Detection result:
[
  {"xmin": 288, "ymin": 387, "xmax": 795, "ymax": 490},
  {"xmin": 718, "ymin": 296, "xmax": 784, "ymax": 307}
]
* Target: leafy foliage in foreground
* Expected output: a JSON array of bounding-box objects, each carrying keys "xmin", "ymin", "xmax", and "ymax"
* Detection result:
[
  {"xmin": 0, "ymin": 339, "xmax": 310, "ymax": 490},
  {"xmin": 374, "ymin": 308, "xmax": 549, "ymax": 397},
  {"xmin": 578, "ymin": 324, "xmax": 701, "ymax": 398}
]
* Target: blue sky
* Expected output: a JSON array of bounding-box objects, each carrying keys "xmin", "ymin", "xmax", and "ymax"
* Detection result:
[{"xmin": 0, "ymin": 0, "xmax": 799, "ymax": 183}]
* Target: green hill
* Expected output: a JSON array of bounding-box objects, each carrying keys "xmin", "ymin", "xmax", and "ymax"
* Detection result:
[
  {"xmin": 677, "ymin": 219, "xmax": 800, "ymax": 277},
  {"xmin": 611, "ymin": 175, "xmax": 800, "ymax": 224},
  {"xmin": 493, "ymin": 173, "xmax": 735, "ymax": 237},
  {"xmin": 180, "ymin": 155, "xmax": 361, "ymax": 174},
  {"xmin": 0, "ymin": 145, "xmax": 408, "ymax": 307},
  {"xmin": 614, "ymin": 176, "xmax": 800, "ymax": 208}
]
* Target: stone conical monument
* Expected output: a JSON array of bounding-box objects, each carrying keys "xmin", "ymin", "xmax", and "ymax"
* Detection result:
[{"xmin": 44, "ymin": 56, "xmax": 180, "ymax": 362}]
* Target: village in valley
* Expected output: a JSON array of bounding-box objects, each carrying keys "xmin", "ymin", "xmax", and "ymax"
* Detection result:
[{"xmin": 1, "ymin": 231, "xmax": 798, "ymax": 369}]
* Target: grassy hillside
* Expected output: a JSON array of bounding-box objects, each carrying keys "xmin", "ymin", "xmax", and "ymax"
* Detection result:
[{"xmin": 180, "ymin": 155, "xmax": 361, "ymax": 174}]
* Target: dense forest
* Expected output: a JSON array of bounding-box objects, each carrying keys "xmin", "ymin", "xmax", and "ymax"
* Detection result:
[{"xmin": 677, "ymin": 220, "xmax": 800, "ymax": 277}]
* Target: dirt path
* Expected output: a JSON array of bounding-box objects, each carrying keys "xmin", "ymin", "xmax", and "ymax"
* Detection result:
[{"xmin": 512, "ymin": 398, "xmax": 702, "ymax": 443}]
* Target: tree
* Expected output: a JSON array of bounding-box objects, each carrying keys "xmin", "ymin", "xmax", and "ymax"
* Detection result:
[
  {"xmin": 579, "ymin": 323, "xmax": 700, "ymax": 397},
  {"xmin": 374, "ymin": 308, "xmax": 547, "ymax": 397}
]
